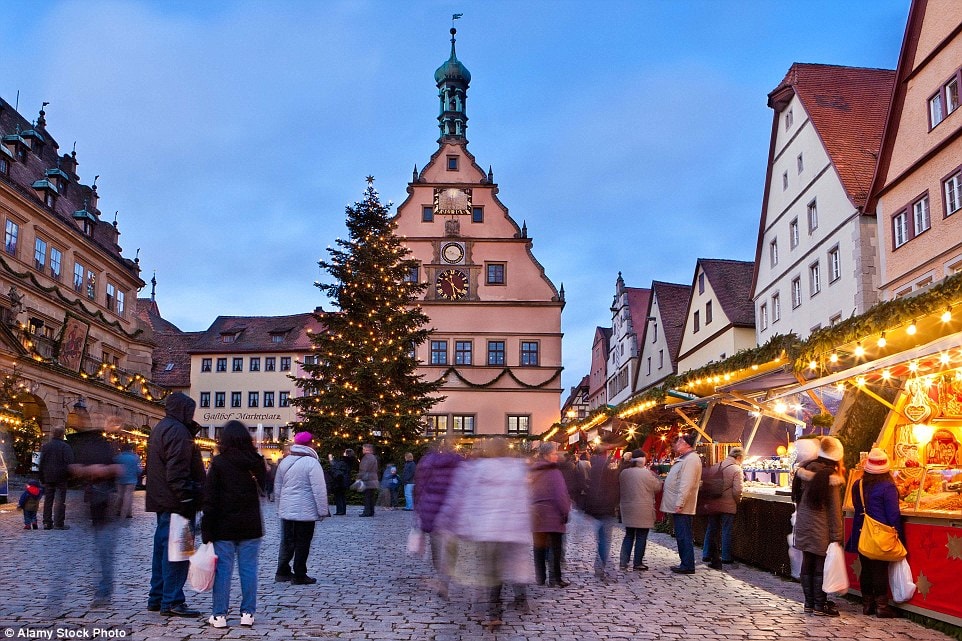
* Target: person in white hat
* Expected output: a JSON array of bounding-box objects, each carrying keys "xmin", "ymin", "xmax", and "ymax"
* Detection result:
[
  {"xmin": 792, "ymin": 435, "xmax": 846, "ymax": 616},
  {"xmin": 844, "ymin": 447, "xmax": 904, "ymax": 618}
]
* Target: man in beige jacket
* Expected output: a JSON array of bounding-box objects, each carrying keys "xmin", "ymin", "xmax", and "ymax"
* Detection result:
[{"xmin": 659, "ymin": 433, "xmax": 703, "ymax": 574}]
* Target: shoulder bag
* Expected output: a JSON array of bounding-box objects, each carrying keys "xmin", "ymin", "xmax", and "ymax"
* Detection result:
[{"xmin": 857, "ymin": 481, "xmax": 907, "ymax": 562}]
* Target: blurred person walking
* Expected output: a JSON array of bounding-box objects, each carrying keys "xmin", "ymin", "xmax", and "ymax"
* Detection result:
[
  {"xmin": 114, "ymin": 443, "xmax": 142, "ymax": 519},
  {"xmin": 583, "ymin": 445, "xmax": 620, "ymax": 581},
  {"xmin": 619, "ymin": 450, "xmax": 662, "ymax": 571},
  {"xmin": 660, "ymin": 433, "xmax": 702, "ymax": 575},
  {"xmin": 401, "ymin": 452, "xmax": 417, "ymax": 511},
  {"xmin": 38, "ymin": 425, "xmax": 73, "ymax": 530},
  {"xmin": 275, "ymin": 432, "xmax": 329, "ymax": 585},
  {"xmin": 530, "ymin": 442, "xmax": 571, "ymax": 587},
  {"xmin": 414, "ymin": 437, "xmax": 463, "ymax": 597},
  {"xmin": 202, "ymin": 421, "xmax": 266, "ymax": 628}
]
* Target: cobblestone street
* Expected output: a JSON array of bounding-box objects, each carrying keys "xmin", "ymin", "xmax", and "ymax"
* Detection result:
[{"xmin": 0, "ymin": 490, "xmax": 953, "ymax": 641}]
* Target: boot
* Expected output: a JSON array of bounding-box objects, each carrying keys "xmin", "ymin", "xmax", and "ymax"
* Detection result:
[
  {"xmin": 875, "ymin": 595, "xmax": 897, "ymax": 619},
  {"xmin": 862, "ymin": 588, "xmax": 876, "ymax": 615}
]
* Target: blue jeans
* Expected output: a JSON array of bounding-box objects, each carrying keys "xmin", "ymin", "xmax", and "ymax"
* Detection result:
[
  {"xmin": 93, "ymin": 523, "xmax": 116, "ymax": 599},
  {"xmin": 702, "ymin": 513, "xmax": 735, "ymax": 563},
  {"xmin": 619, "ymin": 527, "xmax": 650, "ymax": 568},
  {"xmin": 404, "ymin": 483, "xmax": 415, "ymax": 510},
  {"xmin": 148, "ymin": 512, "xmax": 191, "ymax": 609},
  {"xmin": 672, "ymin": 513, "xmax": 695, "ymax": 571},
  {"xmin": 212, "ymin": 539, "xmax": 260, "ymax": 616},
  {"xmin": 592, "ymin": 516, "xmax": 614, "ymax": 574}
]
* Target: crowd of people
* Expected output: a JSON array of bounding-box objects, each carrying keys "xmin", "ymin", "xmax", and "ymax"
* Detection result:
[{"xmin": 22, "ymin": 394, "xmax": 908, "ymax": 628}]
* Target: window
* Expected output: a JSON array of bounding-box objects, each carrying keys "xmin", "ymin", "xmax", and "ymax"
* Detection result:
[
  {"xmin": 945, "ymin": 171, "xmax": 961, "ymax": 216},
  {"xmin": 828, "ymin": 247, "xmax": 841, "ymax": 282},
  {"xmin": 486, "ymin": 263, "xmax": 505, "ymax": 285},
  {"xmin": 232, "ymin": 357, "xmax": 243, "ymax": 372},
  {"xmin": 791, "ymin": 277, "xmax": 802, "ymax": 308},
  {"xmin": 769, "ymin": 239, "xmax": 778, "ymax": 266},
  {"xmin": 782, "ymin": 171, "xmax": 788, "ymax": 191},
  {"xmin": 948, "ymin": 76, "xmax": 960, "ymax": 115},
  {"xmin": 279, "ymin": 391, "xmax": 290, "ymax": 407},
  {"xmin": 893, "ymin": 211, "xmax": 909, "ymax": 248},
  {"xmin": 451, "ymin": 415, "xmax": 475, "ymax": 434},
  {"xmin": 116, "ymin": 290, "xmax": 125, "ymax": 315},
  {"xmin": 45, "ymin": 192, "xmax": 56, "ymax": 208},
  {"xmin": 772, "ymin": 293, "xmax": 781, "ymax": 322},
  {"xmin": 705, "ymin": 301, "xmax": 713, "ymax": 325},
  {"xmin": 231, "ymin": 392, "xmax": 242, "ymax": 408},
  {"xmin": 447, "ymin": 156, "xmax": 458, "ymax": 171},
  {"xmin": 760, "ymin": 303, "xmax": 769, "ymax": 330},
  {"xmin": 698, "ymin": 273, "xmax": 705, "ymax": 294},
  {"xmin": 85, "ymin": 268, "xmax": 96, "ymax": 300},
  {"xmin": 248, "ymin": 392, "xmax": 259, "ymax": 408},
  {"xmin": 265, "ymin": 357, "xmax": 276, "ymax": 372},
  {"xmin": 658, "ymin": 349, "xmax": 664, "ymax": 369},
  {"xmin": 106, "ymin": 283, "xmax": 115, "ymax": 311},
  {"xmin": 797, "ymin": 153, "xmax": 804, "ymax": 174},
  {"xmin": 807, "ymin": 200, "xmax": 818, "ymax": 232},
  {"xmin": 809, "ymin": 262, "xmax": 821, "ymax": 295},
  {"xmin": 487, "ymin": 340, "xmax": 506, "ymax": 366},
  {"xmin": 249, "ymin": 357, "xmax": 260, "ymax": 372},
  {"xmin": 222, "ymin": 333, "xmax": 236, "ymax": 343},
  {"xmin": 270, "ymin": 333, "xmax": 284, "ymax": 343},
  {"xmin": 646, "ymin": 356, "xmax": 651, "ymax": 376},
  {"xmin": 430, "ymin": 340, "xmax": 448, "ymax": 365},
  {"xmin": 651, "ymin": 321, "xmax": 658, "ymax": 343},
  {"xmin": 303, "ymin": 354, "xmax": 319, "ymax": 366},
  {"xmin": 422, "ymin": 206, "xmax": 434, "ymax": 222},
  {"xmin": 404, "ymin": 265, "xmax": 419, "ymax": 283},
  {"xmin": 785, "ymin": 108, "xmax": 793, "ymax": 130},
  {"xmin": 930, "ymin": 92, "xmax": 945, "ymax": 128},
  {"xmin": 472, "ymin": 206, "xmax": 483, "ymax": 223},
  {"xmin": 507, "ymin": 415, "xmax": 529, "ymax": 435},
  {"xmin": 424, "ymin": 415, "xmax": 448, "ymax": 437},
  {"xmin": 830, "ymin": 314, "xmax": 842, "ymax": 327},
  {"xmin": 73, "ymin": 262, "xmax": 85, "ymax": 293},
  {"xmin": 264, "ymin": 391, "xmax": 274, "ymax": 407},
  {"xmin": 34, "ymin": 238, "xmax": 46, "ymax": 271},
  {"xmin": 50, "ymin": 247, "xmax": 62, "ymax": 281},
  {"xmin": 201, "ymin": 358, "xmax": 212, "ymax": 372},
  {"xmin": 199, "ymin": 392, "xmax": 210, "ymax": 408},
  {"xmin": 280, "ymin": 357, "xmax": 291, "ymax": 371},
  {"xmin": 216, "ymin": 358, "xmax": 227, "ymax": 372},
  {"xmin": 913, "ymin": 196, "xmax": 931, "ymax": 235},
  {"xmin": 693, "ymin": 310, "xmax": 700, "ymax": 333},
  {"xmin": 454, "ymin": 341, "xmax": 472, "ymax": 365},
  {"xmin": 4, "ymin": 220, "xmax": 18, "ymax": 256},
  {"xmin": 521, "ymin": 341, "xmax": 539, "ymax": 366},
  {"xmin": 0, "ymin": 157, "xmax": 7, "ymax": 175},
  {"xmin": 215, "ymin": 392, "xmax": 226, "ymax": 408}
]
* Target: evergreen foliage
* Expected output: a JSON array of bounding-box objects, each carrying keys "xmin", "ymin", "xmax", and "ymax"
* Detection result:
[{"xmin": 291, "ymin": 179, "xmax": 443, "ymax": 463}]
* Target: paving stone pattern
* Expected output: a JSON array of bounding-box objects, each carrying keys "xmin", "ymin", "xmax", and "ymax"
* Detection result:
[{"xmin": 0, "ymin": 490, "xmax": 953, "ymax": 640}]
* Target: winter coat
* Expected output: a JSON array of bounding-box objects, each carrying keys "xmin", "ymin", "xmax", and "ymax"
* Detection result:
[
  {"xmin": 845, "ymin": 475, "xmax": 904, "ymax": 554},
  {"xmin": 660, "ymin": 451, "xmax": 702, "ymax": 515},
  {"xmin": 329, "ymin": 455, "xmax": 355, "ymax": 491},
  {"xmin": 38, "ymin": 438, "xmax": 74, "ymax": 484},
  {"xmin": 792, "ymin": 458, "xmax": 844, "ymax": 555},
  {"xmin": 115, "ymin": 451, "xmax": 142, "ymax": 485},
  {"xmin": 18, "ymin": 484, "xmax": 43, "ymax": 512},
  {"xmin": 202, "ymin": 449, "xmax": 266, "ymax": 542},
  {"xmin": 401, "ymin": 460, "xmax": 417, "ymax": 485},
  {"xmin": 70, "ymin": 429, "xmax": 119, "ymax": 523},
  {"xmin": 583, "ymin": 454, "xmax": 620, "ymax": 518},
  {"xmin": 438, "ymin": 457, "xmax": 532, "ymax": 544},
  {"xmin": 413, "ymin": 450, "xmax": 462, "ymax": 533},
  {"xmin": 619, "ymin": 464, "xmax": 663, "ymax": 528},
  {"xmin": 529, "ymin": 459, "xmax": 571, "ymax": 533},
  {"xmin": 700, "ymin": 456, "xmax": 744, "ymax": 515},
  {"xmin": 275, "ymin": 445, "xmax": 329, "ymax": 521},
  {"xmin": 358, "ymin": 453, "xmax": 380, "ymax": 490},
  {"xmin": 145, "ymin": 392, "xmax": 205, "ymax": 514}
]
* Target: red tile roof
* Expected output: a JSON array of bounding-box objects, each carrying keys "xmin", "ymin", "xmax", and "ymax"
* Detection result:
[
  {"xmin": 189, "ymin": 312, "xmax": 325, "ymax": 354},
  {"xmin": 769, "ymin": 63, "xmax": 895, "ymax": 208},
  {"xmin": 624, "ymin": 287, "xmax": 652, "ymax": 339},
  {"xmin": 699, "ymin": 259, "xmax": 755, "ymax": 327},
  {"xmin": 650, "ymin": 280, "xmax": 692, "ymax": 370}
]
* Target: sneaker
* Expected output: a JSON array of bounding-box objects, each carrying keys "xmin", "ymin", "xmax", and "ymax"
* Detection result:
[
  {"xmin": 240, "ymin": 612, "xmax": 254, "ymax": 627},
  {"xmin": 208, "ymin": 615, "xmax": 228, "ymax": 628}
]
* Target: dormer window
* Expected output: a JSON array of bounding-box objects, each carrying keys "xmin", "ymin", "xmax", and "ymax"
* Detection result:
[
  {"xmin": 270, "ymin": 333, "xmax": 285, "ymax": 343},
  {"xmin": 222, "ymin": 333, "xmax": 237, "ymax": 344},
  {"xmin": 3, "ymin": 133, "xmax": 28, "ymax": 163}
]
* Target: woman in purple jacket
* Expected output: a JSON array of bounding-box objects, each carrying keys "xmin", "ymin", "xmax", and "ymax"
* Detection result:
[
  {"xmin": 845, "ymin": 448, "xmax": 904, "ymax": 618},
  {"xmin": 530, "ymin": 442, "xmax": 572, "ymax": 588}
]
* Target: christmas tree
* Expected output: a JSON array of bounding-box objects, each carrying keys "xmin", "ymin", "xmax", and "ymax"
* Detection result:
[{"xmin": 291, "ymin": 177, "xmax": 443, "ymax": 463}]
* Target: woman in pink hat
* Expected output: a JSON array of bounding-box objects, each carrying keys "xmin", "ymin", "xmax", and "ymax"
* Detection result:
[
  {"xmin": 844, "ymin": 447, "xmax": 904, "ymax": 618},
  {"xmin": 274, "ymin": 432, "xmax": 329, "ymax": 585}
]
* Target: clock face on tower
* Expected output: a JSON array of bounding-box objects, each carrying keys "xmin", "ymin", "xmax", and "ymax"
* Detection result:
[
  {"xmin": 436, "ymin": 269, "xmax": 469, "ymax": 300},
  {"xmin": 441, "ymin": 242, "xmax": 465, "ymax": 264}
]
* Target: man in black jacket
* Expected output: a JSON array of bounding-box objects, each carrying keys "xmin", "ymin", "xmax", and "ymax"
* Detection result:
[
  {"xmin": 39, "ymin": 426, "xmax": 74, "ymax": 530},
  {"xmin": 145, "ymin": 392, "xmax": 205, "ymax": 617}
]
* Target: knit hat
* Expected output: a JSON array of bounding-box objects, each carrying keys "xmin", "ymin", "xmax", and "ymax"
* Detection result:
[
  {"xmin": 679, "ymin": 432, "xmax": 697, "ymax": 448},
  {"xmin": 293, "ymin": 431, "xmax": 313, "ymax": 445},
  {"xmin": 818, "ymin": 436, "xmax": 844, "ymax": 462},
  {"xmin": 631, "ymin": 449, "xmax": 646, "ymax": 460},
  {"xmin": 793, "ymin": 438, "xmax": 820, "ymax": 468},
  {"xmin": 863, "ymin": 447, "xmax": 890, "ymax": 474}
]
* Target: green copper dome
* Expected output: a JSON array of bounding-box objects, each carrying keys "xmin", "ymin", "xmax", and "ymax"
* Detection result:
[{"xmin": 434, "ymin": 28, "xmax": 471, "ymax": 85}]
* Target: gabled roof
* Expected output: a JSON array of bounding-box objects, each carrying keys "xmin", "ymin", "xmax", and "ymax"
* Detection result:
[
  {"xmin": 769, "ymin": 63, "xmax": 895, "ymax": 209},
  {"xmin": 624, "ymin": 287, "xmax": 651, "ymax": 337},
  {"xmin": 650, "ymin": 280, "xmax": 692, "ymax": 370},
  {"xmin": 561, "ymin": 374, "xmax": 590, "ymax": 412},
  {"xmin": 151, "ymin": 330, "xmax": 201, "ymax": 388},
  {"xmin": 700, "ymin": 259, "xmax": 756, "ymax": 327},
  {"xmin": 189, "ymin": 313, "xmax": 325, "ymax": 354},
  {"xmin": 135, "ymin": 298, "xmax": 182, "ymax": 334}
]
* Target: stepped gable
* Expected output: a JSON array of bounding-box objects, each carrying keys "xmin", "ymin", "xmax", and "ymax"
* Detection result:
[
  {"xmin": 700, "ymin": 259, "xmax": 756, "ymax": 327},
  {"xmin": 770, "ymin": 63, "xmax": 895, "ymax": 208}
]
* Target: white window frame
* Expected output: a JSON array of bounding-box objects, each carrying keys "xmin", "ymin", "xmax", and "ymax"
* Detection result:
[
  {"xmin": 769, "ymin": 239, "xmax": 778, "ymax": 266},
  {"xmin": 947, "ymin": 76, "xmax": 960, "ymax": 116},
  {"xmin": 772, "ymin": 293, "xmax": 781, "ymax": 322},
  {"xmin": 893, "ymin": 211, "xmax": 909, "ymax": 248},
  {"xmin": 807, "ymin": 199, "xmax": 818, "ymax": 233},
  {"xmin": 828, "ymin": 247, "xmax": 841, "ymax": 283},
  {"xmin": 944, "ymin": 171, "xmax": 961, "ymax": 216},
  {"xmin": 790, "ymin": 219, "xmax": 799, "ymax": 249},
  {"xmin": 760, "ymin": 303, "xmax": 769, "ymax": 330},
  {"xmin": 809, "ymin": 262, "xmax": 821, "ymax": 296},
  {"xmin": 913, "ymin": 196, "xmax": 930, "ymax": 234},
  {"xmin": 930, "ymin": 92, "xmax": 945, "ymax": 128},
  {"xmin": 797, "ymin": 153, "xmax": 804, "ymax": 174},
  {"xmin": 791, "ymin": 277, "xmax": 802, "ymax": 309}
]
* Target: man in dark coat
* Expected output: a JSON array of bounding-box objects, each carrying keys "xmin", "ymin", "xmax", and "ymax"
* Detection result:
[
  {"xmin": 583, "ymin": 445, "xmax": 621, "ymax": 581},
  {"xmin": 329, "ymin": 448, "xmax": 356, "ymax": 515},
  {"xmin": 145, "ymin": 392, "xmax": 205, "ymax": 617},
  {"xmin": 38, "ymin": 426, "xmax": 74, "ymax": 530},
  {"xmin": 358, "ymin": 444, "xmax": 380, "ymax": 517}
]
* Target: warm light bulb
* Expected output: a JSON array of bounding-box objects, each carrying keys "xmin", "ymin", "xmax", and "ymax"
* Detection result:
[
  {"xmin": 877, "ymin": 333, "xmax": 887, "ymax": 348},
  {"xmin": 854, "ymin": 343, "xmax": 865, "ymax": 357},
  {"xmin": 941, "ymin": 352, "xmax": 951, "ymax": 365},
  {"xmin": 829, "ymin": 351, "xmax": 839, "ymax": 363},
  {"xmin": 907, "ymin": 321, "xmax": 917, "ymax": 335},
  {"xmin": 942, "ymin": 308, "xmax": 952, "ymax": 323},
  {"xmin": 908, "ymin": 361, "xmax": 919, "ymax": 372},
  {"xmin": 882, "ymin": 369, "xmax": 891, "ymax": 380},
  {"xmin": 809, "ymin": 360, "xmax": 817, "ymax": 370},
  {"xmin": 856, "ymin": 376, "xmax": 867, "ymax": 387}
]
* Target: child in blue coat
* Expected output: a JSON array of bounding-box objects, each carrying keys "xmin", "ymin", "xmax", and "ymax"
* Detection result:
[{"xmin": 17, "ymin": 480, "xmax": 44, "ymax": 529}]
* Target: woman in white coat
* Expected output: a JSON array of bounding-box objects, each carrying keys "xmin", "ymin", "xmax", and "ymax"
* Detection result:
[
  {"xmin": 619, "ymin": 450, "xmax": 663, "ymax": 571},
  {"xmin": 274, "ymin": 432, "xmax": 329, "ymax": 585}
]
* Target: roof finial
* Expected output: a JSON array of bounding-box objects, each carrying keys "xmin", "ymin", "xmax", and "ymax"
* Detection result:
[
  {"xmin": 487, "ymin": 165, "xmax": 494, "ymax": 183},
  {"xmin": 92, "ymin": 175, "xmax": 99, "ymax": 190},
  {"xmin": 151, "ymin": 271, "xmax": 157, "ymax": 301},
  {"xmin": 113, "ymin": 211, "xmax": 119, "ymax": 228},
  {"xmin": 38, "ymin": 101, "xmax": 49, "ymax": 128},
  {"xmin": 412, "ymin": 164, "xmax": 419, "ymax": 182},
  {"xmin": 559, "ymin": 283, "xmax": 566, "ymax": 302},
  {"xmin": 521, "ymin": 220, "xmax": 528, "ymax": 238},
  {"xmin": 135, "ymin": 248, "xmax": 140, "ymax": 264}
]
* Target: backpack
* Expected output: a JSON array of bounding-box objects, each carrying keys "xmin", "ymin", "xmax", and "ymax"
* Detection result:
[{"xmin": 700, "ymin": 462, "xmax": 730, "ymax": 499}]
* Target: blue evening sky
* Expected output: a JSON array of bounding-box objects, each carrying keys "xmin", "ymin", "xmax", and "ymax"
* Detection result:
[{"xmin": 1, "ymin": 1, "xmax": 909, "ymax": 395}]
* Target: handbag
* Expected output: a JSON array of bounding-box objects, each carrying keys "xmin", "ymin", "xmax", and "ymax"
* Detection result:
[
  {"xmin": 822, "ymin": 542, "xmax": 849, "ymax": 595},
  {"xmin": 187, "ymin": 542, "xmax": 218, "ymax": 592},
  {"xmin": 349, "ymin": 479, "xmax": 364, "ymax": 492},
  {"xmin": 888, "ymin": 557, "xmax": 917, "ymax": 603},
  {"xmin": 857, "ymin": 482, "xmax": 907, "ymax": 562}
]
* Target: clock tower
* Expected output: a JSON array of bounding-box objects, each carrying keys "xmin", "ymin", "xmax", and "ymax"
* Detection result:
[{"xmin": 392, "ymin": 27, "xmax": 564, "ymax": 439}]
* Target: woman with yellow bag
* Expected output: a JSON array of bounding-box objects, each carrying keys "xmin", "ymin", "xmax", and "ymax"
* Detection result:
[{"xmin": 845, "ymin": 448, "xmax": 905, "ymax": 618}]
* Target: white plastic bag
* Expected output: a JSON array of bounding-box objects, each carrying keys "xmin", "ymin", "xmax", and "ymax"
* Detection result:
[
  {"xmin": 168, "ymin": 513, "xmax": 196, "ymax": 562},
  {"xmin": 822, "ymin": 542, "xmax": 849, "ymax": 595},
  {"xmin": 888, "ymin": 558, "xmax": 917, "ymax": 603},
  {"xmin": 407, "ymin": 527, "xmax": 426, "ymax": 556},
  {"xmin": 788, "ymin": 540, "xmax": 803, "ymax": 579},
  {"xmin": 188, "ymin": 542, "xmax": 218, "ymax": 592}
]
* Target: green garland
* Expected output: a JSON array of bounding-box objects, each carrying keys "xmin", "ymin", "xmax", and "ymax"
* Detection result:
[{"xmin": 434, "ymin": 366, "xmax": 562, "ymax": 390}]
